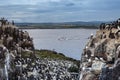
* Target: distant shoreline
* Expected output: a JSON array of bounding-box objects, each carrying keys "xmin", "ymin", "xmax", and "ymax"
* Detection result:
[
  {"xmin": 18, "ymin": 27, "xmax": 98, "ymax": 29},
  {"xmin": 15, "ymin": 21, "xmax": 100, "ymax": 29}
]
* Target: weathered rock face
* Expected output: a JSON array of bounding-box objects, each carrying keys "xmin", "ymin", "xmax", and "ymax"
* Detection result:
[
  {"xmin": 0, "ymin": 18, "xmax": 79, "ymax": 80},
  {"xmin": 80, "ymin": 19, "xmax": 120, "ymax": 80},
  {"xmin": 0, "ymin": 18, "xmax": 35, "ymax": 80}
]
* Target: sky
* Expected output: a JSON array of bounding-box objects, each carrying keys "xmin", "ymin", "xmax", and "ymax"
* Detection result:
[{"xmin": 0, "ymin": 0, "xmax": 120, "ymax": 22}]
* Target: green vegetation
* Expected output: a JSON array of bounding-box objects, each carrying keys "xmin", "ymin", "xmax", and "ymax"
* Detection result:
[
  {"xmin": 21, "ymin": 51, "xmax": 32, "ymax": 58},
  {"xmin": 22, "ymin": 49, "xmax": 80, "ymax": 68},
  {"xmin": 35, "ymin": 49, "xmax": 80, "ymax": 70},
  {"xmin": 15, "ymin": 22, "xmax": 100, "ymax": 29},
  {"xmin": 68, "ymin": 66, "xmax": 79, "ymax": 73},
  {"xmin": 35, "ymin": 49, "xmax": 65, "ymax": 59},
  {"xmin": 35, "ymin": 49, "xmax": 80, "ymax": 66}
]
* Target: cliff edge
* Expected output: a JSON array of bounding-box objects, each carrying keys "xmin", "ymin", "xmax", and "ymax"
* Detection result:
[{"xmin": 80, "ymin": 19, "xmax": 120, "ymax": 80}]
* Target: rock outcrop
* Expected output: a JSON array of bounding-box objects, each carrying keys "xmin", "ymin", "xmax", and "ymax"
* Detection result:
[
  {"xmin": 0, "ymin": 18, "xmax": 79, "ymax": 80},
  {"xmin": 80, "ymin": 19, "xmax": 120, "ymax": 80},
  {"xmin": 0, "ymin": 18, "xmax": 35, "ymax": 80}
]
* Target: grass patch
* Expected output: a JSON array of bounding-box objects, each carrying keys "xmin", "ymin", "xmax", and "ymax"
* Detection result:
[
  {"xmin": 35, "ymin": 49, "xmax": 80, "ymax": 68},
  {"xmin": 21, "ymin": 49, "xmax": 80, "ymax": 68}
]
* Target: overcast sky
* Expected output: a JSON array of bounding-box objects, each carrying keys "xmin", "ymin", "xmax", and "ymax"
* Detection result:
[{"xmin": 0, "ymin": 0, "xmax": 120, "ymax": 22}]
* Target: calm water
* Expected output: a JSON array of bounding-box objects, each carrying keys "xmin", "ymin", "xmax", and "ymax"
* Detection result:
[{"xmin": 24, "ymin": 29, "xmax": 97, "ymax": 60}]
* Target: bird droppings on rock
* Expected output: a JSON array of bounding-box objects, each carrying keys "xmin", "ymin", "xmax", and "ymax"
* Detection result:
[
  {"xmin": 0, "ymin": 18, "xmax": 79, "ymax": 80},
  {"xmin": 80, "ymin": 18, "xmax": 120, "ymax": 80}
]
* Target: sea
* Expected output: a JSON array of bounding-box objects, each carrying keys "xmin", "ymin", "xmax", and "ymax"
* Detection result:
[{"xmin": 24, "ymin": 29, "xmax": 97, "ymax": 60}]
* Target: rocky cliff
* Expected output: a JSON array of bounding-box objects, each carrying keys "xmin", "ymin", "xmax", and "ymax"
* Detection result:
[
  {"xmin": 0, "ymin": 18, "xmax": 79, "ymax": 80},
  {"xmin": 0, "ymin": 18, "xmax": 35, "ymax": 80},
  {"xmin": 79, "ymin": 19, "xmax": 120, "ymax": 80}
]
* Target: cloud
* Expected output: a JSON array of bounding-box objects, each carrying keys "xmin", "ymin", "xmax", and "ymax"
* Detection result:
[
  {"xmin": 0, "ymin": 0, "xmax": 120, "ymax": 22},
  {"xmin": 83, "ymin": 0, "xmax": 120, "ymax": 10}
]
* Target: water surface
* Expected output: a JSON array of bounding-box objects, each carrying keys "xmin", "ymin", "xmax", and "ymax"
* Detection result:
[{"xmin": 24, "ymin": 29, "xmax": 97, "ymax": 60}]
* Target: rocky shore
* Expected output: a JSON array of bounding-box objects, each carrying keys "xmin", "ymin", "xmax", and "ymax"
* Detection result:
[
  {"xmin": 79, "ymin": 19, "xmax": 120, "ymax": 80},
  {"xmin": 0, "ymin": 18, "xmax": 79, "ymax": 80}
]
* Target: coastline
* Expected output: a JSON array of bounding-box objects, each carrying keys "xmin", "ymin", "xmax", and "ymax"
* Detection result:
[
  {"xmin": 18, "ymin": 27, "xmax": 98, "ymax": 29},
  {"xmin": 19, "ymin": 27, "xmax": 98, "ymax": 29}
]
